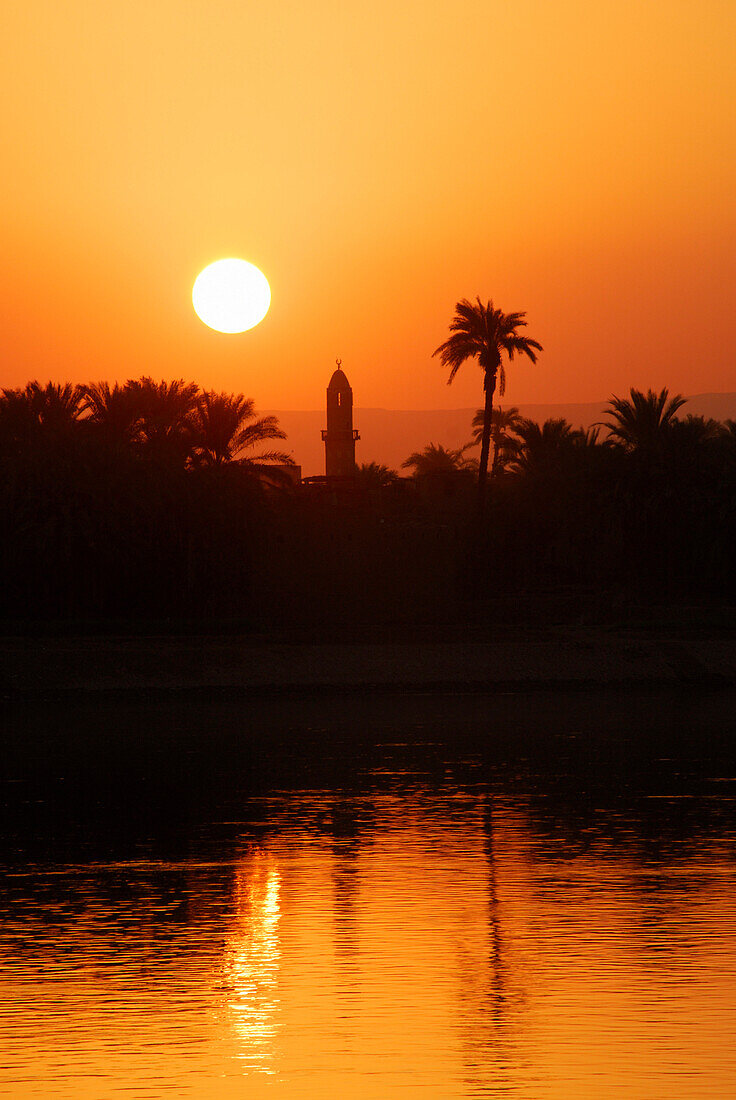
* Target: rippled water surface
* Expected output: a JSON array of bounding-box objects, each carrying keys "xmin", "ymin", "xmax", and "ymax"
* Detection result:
[{"xmin": 2, "ymin": 689, "xmax": 736, "ymax": 1098}]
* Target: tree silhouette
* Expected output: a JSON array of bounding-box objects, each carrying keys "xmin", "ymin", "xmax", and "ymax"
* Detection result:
[
  {"xmin": 510, "ymin": 418, "xmax": 577, "ymax": 474},
  {"xmin": 433, "ymin": 298, "xmax": 541, "ymax": 512},
  {"xmin": 191, "ymin": 391, "xmax": 291, "ymax": 473},
  {"xmin": 600, "ymin": 388, "xmax": 686, "ymax": 453},
  {"xmin": 355, "ymin": 461, "xmax": 399, "ymax": 489},
  {"xmin": 668, "ymin": 414, "xmax": 724, "ymax": 448},
  {"xmin": 576, "ymin": 426, "xmax": 603, "ymax": 449},
  {"xmin": 0, "ymin": 382, "xmax": 83, "ymax": 453},
  {"xmin": 125, "ymin": 377, "xmax": 201, "ymax": 466},
  {"xmin": 469, "ymin": 406, "xmax": 522, "ymax": 478},
  {"xmin": 660, "ymin": 415, "xmax": 728, "ymax": 488},
  {"xmin": 80, "ymin": 382, "xmax": 142, "ymax": 450},
  {"xmin": 401, "ymin": 442, "xmax": 477, "ymax": 479},
  {"xmin": 402, "ymin": 444, "xmax": 477, "ymax": 506}
]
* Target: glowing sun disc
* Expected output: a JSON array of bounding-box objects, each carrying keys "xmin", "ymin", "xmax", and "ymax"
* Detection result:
[{"xmin": 192, "ymin": 258, "xmax": 271, "ymax": 333}]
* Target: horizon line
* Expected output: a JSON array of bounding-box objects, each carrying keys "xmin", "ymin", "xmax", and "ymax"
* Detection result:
[{"xmin": 263, "ymin": 390, "xmax": 736, "ymax": 414}]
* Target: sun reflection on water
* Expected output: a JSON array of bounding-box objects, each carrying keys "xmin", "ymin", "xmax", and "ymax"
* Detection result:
[{"xmin": 222, "ymin": 852, "xmax": 281, "ymax": 1073}]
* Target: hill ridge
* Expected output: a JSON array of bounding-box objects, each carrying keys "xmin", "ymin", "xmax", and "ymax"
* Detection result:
[{"xmin": 265, "ymin": 392, "xmax": 736, "ymax": 476}]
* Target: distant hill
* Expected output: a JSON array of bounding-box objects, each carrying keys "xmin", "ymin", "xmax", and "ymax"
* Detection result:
[{"xmin": 266, "ymin": 393, "xmax": 736, "ymax": 477}]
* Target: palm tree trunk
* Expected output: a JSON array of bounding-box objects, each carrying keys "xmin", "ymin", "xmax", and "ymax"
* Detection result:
[
  {"xmin": 477, "ymin": 371, "xmax": 496, "ymax": 515},
  {"xmin": 490, "ymin": 436, "xmax": 501, "ymax": 479}
]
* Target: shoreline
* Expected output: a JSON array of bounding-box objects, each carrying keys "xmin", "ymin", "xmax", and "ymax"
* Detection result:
[{"xmin": 4, "ymin": 627, "xmax": 736, "ymax": 697}]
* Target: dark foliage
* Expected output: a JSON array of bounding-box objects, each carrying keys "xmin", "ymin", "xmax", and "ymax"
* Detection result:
[
  {"xmin": 0, "ymin": 380, "xmax": 286, "ymax": 621},
  {"xmin": 433, "ymin": 298, "xmax": 542, "ymax": 509},
  {"xmin": 1, "ymin": 382, "xmax": 736, "ymax": 628}
]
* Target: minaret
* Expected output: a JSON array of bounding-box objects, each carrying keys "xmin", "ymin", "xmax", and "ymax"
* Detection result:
[{"xmin": 321, "ymin": 360, "xmax": 359, "ymax": 477}]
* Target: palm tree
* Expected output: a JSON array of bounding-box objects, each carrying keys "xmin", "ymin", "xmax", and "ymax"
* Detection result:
[
  {"xmin": 469, "ymin": 406, "xmax": 523, "ymax": 478},
  {"xmin": 191, "ymin": 391, "xmax": 293, "ymax": 474},
  {"xmin": 510, "ymin": 418, "xmax": 578, "ymax": 474},
  {"xmin": 125, "ymin": 377, "xmax": 201, "ymax": 465},
  {"xmin": 402, "ymin": 443, "xmax": 477, "ymax": 505},
  {"xmin": 355, "ymin": 461, "xmax": 399, "ymax": 489},
  {"xmin": 0, "ymin": 381, "xmax": 83, "ymax": 455},
  {"xmin": 80, "ymin": 381, "xmax": 142, "ymax": 448},
  {"xmin": 1, "ymin": 380, "xmax": 82, "ymax": 425},
  {"xmin": 433, "ymin": 298, "xmax": 542, "ymax": 512},
  {"xmin": 401, "ymin": 442, "xmax": 477, "ymax": 479},
  {"xmin": 600, "ymin": 387, "xmax": 686, "ymax": 453},
  {"xmin": 0, "ymin": 388, "xmax": 37, "ymax": 454},
  {"xmin": 576, "ymin": 425, "xmax": 603, "ymax": 449},
  {"xmin": 662, "ymin": 415, "xmax": 728, "ymax": 483},
  {"xmin": 668, "ymin": 414, "xmax": 724, "ymax": 447},
  {"xmin": 30, "ymin": 382, "xmax": 84, "ymax": 427}
]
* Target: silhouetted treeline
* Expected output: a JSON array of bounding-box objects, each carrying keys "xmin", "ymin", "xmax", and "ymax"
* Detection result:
[
  {"xmin": 0, "ymin": 380, "xmax": 285, "ymax": 620},
  {"xmin": 2, "ymin": 382, "xmax": 736, "ymax": 627},
  {"xmin": 477, "ymin": 390, "xmax": 736, "ymax": 606}
]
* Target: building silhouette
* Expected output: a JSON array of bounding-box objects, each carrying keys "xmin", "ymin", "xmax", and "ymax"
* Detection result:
[{"xmin": 321, "ymin": 360, "xmax": 359, "ymax": 477}]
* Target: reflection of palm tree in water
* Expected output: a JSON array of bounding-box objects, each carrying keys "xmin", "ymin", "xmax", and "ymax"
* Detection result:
[
  {"xmin": 222, "ymin": 850, "xmax": 281, "ymax": 1073},
  {"xmin": 455, "ymin": 796, "xmax": 519, "ymax": 1092},
  {"xmin": 330, "ymin": 804, "xmax": 362, "ymax": 978},
  {"xmin": 479, "ymin": 797, "xmax": 502, "ymax": 1009}
]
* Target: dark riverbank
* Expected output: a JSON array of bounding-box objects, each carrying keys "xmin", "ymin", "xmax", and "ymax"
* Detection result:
[{"xmin": 4, "ymin": 621, "xmax": 736, "ymax": 696}]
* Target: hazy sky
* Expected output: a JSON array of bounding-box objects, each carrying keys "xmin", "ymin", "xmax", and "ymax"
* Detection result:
[{"xmin": 2, "ymin": 0, "xmax": 734, "ymax": 410}]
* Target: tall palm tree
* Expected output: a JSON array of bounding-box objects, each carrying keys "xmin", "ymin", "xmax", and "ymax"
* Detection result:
[
  {"xmin": 191, "ymin": 391, "xmax": 292, "ymax": 473},
  {"xmin": 469, "ymin": 406, "xmax": 523, "ymax": 478},
  {"xmin": 433, "ymin": 298, "xmax": 541, "ymax": 512},
  {"xmin": 600, "ymin": 387, "xmax": 686, "ymax": 452}
]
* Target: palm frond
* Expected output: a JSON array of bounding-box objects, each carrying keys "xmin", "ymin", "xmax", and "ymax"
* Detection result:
[
  {"xmin": 433, "ymin": 299, "xmax": 542, "ymax": 398},
  {"xmin": 238, "ymin": 450, "xmax": 294, "ymax": 466},
  {"xmin": 599, "ymin": 387, "xmax": 687, "ymax": 450}
]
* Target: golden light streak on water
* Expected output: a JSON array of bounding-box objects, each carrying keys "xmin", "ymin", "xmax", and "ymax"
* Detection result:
[{"xmin": 223, "ymin": 854, "xmax": 281, "ymax": 1073}]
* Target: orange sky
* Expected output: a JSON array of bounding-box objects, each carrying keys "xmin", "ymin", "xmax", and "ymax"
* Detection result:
[{"xmin": 1, "ymin": 0, "xmax": 734, "ymax": 410}]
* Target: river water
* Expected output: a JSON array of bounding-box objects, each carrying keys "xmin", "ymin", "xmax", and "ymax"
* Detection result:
[{"xmin": 1, "ymin": 688, "xmax": 735, "ymax": 1098}]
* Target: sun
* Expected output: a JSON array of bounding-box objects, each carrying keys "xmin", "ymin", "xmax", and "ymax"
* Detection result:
[{"xmin": 192, "ymin": 258, "xmax": 271, "ymax": 333}]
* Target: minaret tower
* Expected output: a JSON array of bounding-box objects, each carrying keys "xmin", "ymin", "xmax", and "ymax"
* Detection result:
[{"xmin": 322, "ymin": 360, "xmax": 359, "ymax": 477}]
